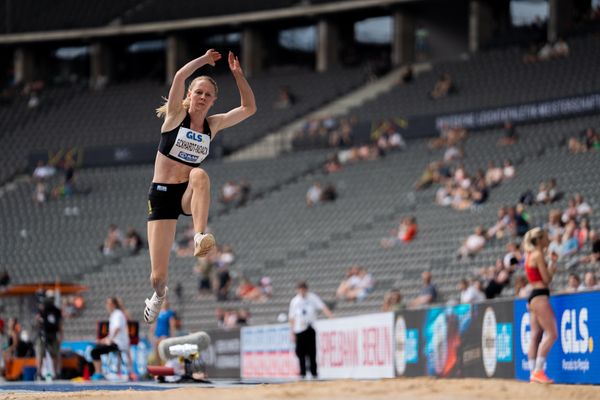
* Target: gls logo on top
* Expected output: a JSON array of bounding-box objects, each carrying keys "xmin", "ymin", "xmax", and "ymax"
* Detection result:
[{"xmin": 186, "ymin": 131, "xmax": 203, "ymax": 143}]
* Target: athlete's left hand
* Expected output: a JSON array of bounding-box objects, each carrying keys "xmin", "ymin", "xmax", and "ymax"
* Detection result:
[{"xmin": 228, "ymin": 51, "xmax": 244, "ymax": 75}]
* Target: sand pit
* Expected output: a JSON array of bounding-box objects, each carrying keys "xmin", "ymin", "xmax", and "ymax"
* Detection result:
[{"xmin": 3, "ymin": 378, "xmax": 600, "ymax": 400}]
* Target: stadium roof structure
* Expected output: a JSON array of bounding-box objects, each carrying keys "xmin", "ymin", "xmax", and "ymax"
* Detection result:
[{"xmin": 0, "ymin": 0, "xmax": 414, "ymax": 44}]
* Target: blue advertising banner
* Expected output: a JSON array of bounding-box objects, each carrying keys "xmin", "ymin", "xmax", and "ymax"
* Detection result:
[{"xmin": 514, "ymin": 290, "xmax": 600, "ymax": 384}]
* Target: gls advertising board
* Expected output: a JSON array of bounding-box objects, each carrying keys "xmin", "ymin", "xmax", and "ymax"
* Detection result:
[
  {"xmin": 316, "ymin": 312, "xmax": 395, "ymax": 379},
  {"xmin": 515, "ymin": 291, "xmax": 600, "ymax": 384}
]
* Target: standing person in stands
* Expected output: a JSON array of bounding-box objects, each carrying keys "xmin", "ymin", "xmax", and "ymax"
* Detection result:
[
  {"xmin": 523, "ymin": 228, "xmax": 558, "ymax": 384},
  {"xmin": 144, "ymin": 49, "xmax": 256, "ymax": 323}
]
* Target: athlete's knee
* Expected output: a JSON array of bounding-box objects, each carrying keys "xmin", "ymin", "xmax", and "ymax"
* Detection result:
[
  {"xmin": 189, "ymin": 168, "xmax": 210, "ymax": 188},
  {"xmin": 545, "ymin": 326, "xmax": 558, "ymax": 342}
]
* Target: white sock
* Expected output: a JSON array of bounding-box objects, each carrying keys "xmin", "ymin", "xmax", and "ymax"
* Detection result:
[
  {"xmin": 528, "ymin": 359, "xmax": 535, "ymax": 372},
  {"xmin": 155, "ymin": 287, "xmax": 168, "ymax": 299},
  {"xmin": 535, "ymin": 356, "xmax": 546, "ymax": 372}
]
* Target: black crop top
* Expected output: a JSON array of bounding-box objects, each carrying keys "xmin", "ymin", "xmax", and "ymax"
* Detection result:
[{"xmin": 158, "ymin": 113, "xmax": 211, "ymax": 167}]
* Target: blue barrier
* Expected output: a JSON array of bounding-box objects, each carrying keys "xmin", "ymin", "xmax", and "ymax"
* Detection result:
[{"xmin": 514, "ymin": 290, "xmax": 600, "ymax": 384}]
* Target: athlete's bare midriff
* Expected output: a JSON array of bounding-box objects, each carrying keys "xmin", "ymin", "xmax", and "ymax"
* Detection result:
[{"xmin": 152, "ymin": 152, "xmax": 194, "ymax": 184}]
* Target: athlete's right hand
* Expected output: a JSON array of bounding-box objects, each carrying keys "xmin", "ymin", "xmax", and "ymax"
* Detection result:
[{"xmin": 203, "ymin": 49, "xmax": 222, "ymax": 66}]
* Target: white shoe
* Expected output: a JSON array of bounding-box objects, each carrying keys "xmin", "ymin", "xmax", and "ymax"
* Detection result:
[
  {"xmin": 144, "ymin": 288, "xmax": 167, "ymax": 324},
  {"xmin": 194, "ymin": 233, "xmax": 216, "ymax": 257}
]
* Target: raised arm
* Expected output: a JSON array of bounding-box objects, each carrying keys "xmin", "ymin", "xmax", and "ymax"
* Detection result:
[
  {"xmin": 534, "ymin": 250, "xmax": 554, "ymax": 285},
  {"xmin": 164, "ymin": 49, "xmax": 222, "ymax": 118},
  {"xmin": 209, "ymin": 51, "xmax": 257, "ymax": 135}
]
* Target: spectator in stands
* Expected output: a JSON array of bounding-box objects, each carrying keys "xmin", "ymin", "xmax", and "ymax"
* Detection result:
[
  {"xmin": 219, "ymin": 181, "xmax": 240, "ymax": 205},
  {"xmin": 582, "ymin": 272, "xmax": 600, "ymax": 290},
  {"xmin": 456, "ymin": 226, "xmax": 486, "ymax": 260},
  {"xmin": 273, "ymin": 86, "xmax": 295, "ymax": 109},
  {"xmin": 381, "ymin": 216, "xmax": 418, "ymax": 248},
  {"xmin": 32, "ymin": 160, "xmax": 56, "ymax": 182},
  {"xmin": 237, "ymin": 308, "xmax": 250, "ymax": 326},
  {"xmin": 545, "ymin": 209, "xmax": 564, "ymax": 238},
  {"xmin": 471, "ymin": 176, "xmax": 489, "ymax": 208},
  {"xmin": 582, "ymin": 127, "xmax": 600, "ymax": 150},
  {"xmin": 35, "ymin": 291, "xmax": 63, "ymax": 380},
  {"xmin": 458, "ymin": 278, "xmax": 483, "ymax": 303},
  {"xmin": 501, "ymin": 242, "xmax": 520, "ymax": 270},
  {"xmin": 324, "ymin": 154, "xmax": 343, "ymax": 174},
  {"xmin": 513, "ymin": 276, "xmax": 531, "ymax": 299},
  {"xmin": 236, "ymin": 277, "xmax": 267, "ymax": 303},
  {"xmin": 485, "ymin": 161, "xmax": 504, "ymax": 188},
  {"xmin": 435, "ymin": 182, "xmax": 453, "ymax": 207},
  {"xmin": 194, "ymin": 257, "xmax": 213, "ymax": 296},
  {"xmin": 90, "ymin": 298, "xmax": 129, "ymax": 380},
  {"xmin": 377, "ymin": 125, "xmax": 406, "ymax": 152},
  {"xmin": 579, "ymin": 230, "xmax": 600, "ymax": 264},
  {"xmin": 577, "ymin": 218, "xmax": 591, "ymax": 248},
  {"xmin": 33, "ymin": 182, "xmax": 48, "ymax": 205},
  {"xmin": 320, "ymin": 182, "xmax": 338, "ymax": 203},
  {"xmin": 259, "ymin": 276, "xmax": 273, "ymax": 299},
  {"xmin": 416, "ymin": 162, "xmax": 440, "ymax": 190},
  {"xmin": 409, "ymin": 271, "xmax": 438, "ymax": 308},
  {"xmin": 484, "ymin": 258, "xmax": 515, "ymax": 299},
  {"xmin": 100, "ymin": 224, "xmax": 124, "ymax": 257},
  {"xmin": 236, "ymin": 180, "xmax": 252, "ymax": 208},
  {"xmin": 511, "ymin": 205, "xmax": 530, "ymax": 237},
  {"xmin": 537, "ymin": 42, "xmax": 554, "ymax": 61},
  {"xmin": 565, "ymin": 273, "xmax": 582, "ymax": 293},
  {"xmin": 382, "ymin": 288, "xmax": 404, "ymax": 312},
  {"xmin": 306, "ymin": 181, "xmax": 323, "ymax": 207},
  {"xmin": 498, "ymin": 121, "xmax": 518, "ymax": 146},
  {"xmin": 144, "ymin": 49, "xmax": 256, "ymax": 324},
  {"xmin": 568, "ymin": 136, "xmax": 588, "ymax": 153},
  {"xmin": 574, "ymin": 193, "xmax": 592, "ymax": 217},
  {"xmin": 502, "ymin": 159, "xmax": 515, "ymax": 180},
  {"xmin": 51, "ymin": 159, "xmax": 76, "ymax": 199},
  {"xmin": 124, "ymin": 227, "xmax": 144, "ymax": 255},
  {"xmin": 561, "ymin": 221, "xmax": 580, "ymax": 258},
  {"xmin": 214, "ymin": 245, "xmax": 234, "ymax": 301},
  {"xmin": 336, "ymin": 266, "xmax": 361, "ymax": 300},
  {"xmin": 430, "ymin": 73, "xmax": 454, "ymax": 99},
  {"xmin": 443, "ymin": 143, "xmax": 463, "ymax": 163},
  {"xmin": 561, "ymin": 198, "xmax": 578, "ymax": 223},
  {"xmin": 349, "ymin": 267, "xmax": 374, "ymax": 302},
  {"xmin": 0, "ymin": 269, "xmax": 10, "ymax": 287},
  {"xmin": 553, "ymin": 38, "xmax": 570, "ymax": 58}
]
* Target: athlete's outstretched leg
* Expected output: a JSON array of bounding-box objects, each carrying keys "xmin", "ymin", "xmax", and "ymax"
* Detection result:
[
  {"xmin": 144, "ymin": 219, "xmax": 177, "ymax": 323},
  {"xmin": 182, "ymin": 168, "xmax": 215, "ymax": 257}
]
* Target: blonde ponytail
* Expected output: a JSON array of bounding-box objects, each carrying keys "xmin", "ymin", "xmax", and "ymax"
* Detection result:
[
  {"xmin": 523, "ymin": 227, "xmax": 547, "ymax": 252},
  {"xmin": 156, "ymin": 76, "xmax": 218, "ymax": 119}
]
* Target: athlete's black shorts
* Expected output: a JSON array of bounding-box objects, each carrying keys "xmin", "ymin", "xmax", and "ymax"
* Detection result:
[
  {"xmin": 528, "ymin": 288, "xmax": 550, "ymax": 303},
  {"xmin": 147, "ymin": 182, "xmax": 191, "ymax": 221}
]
